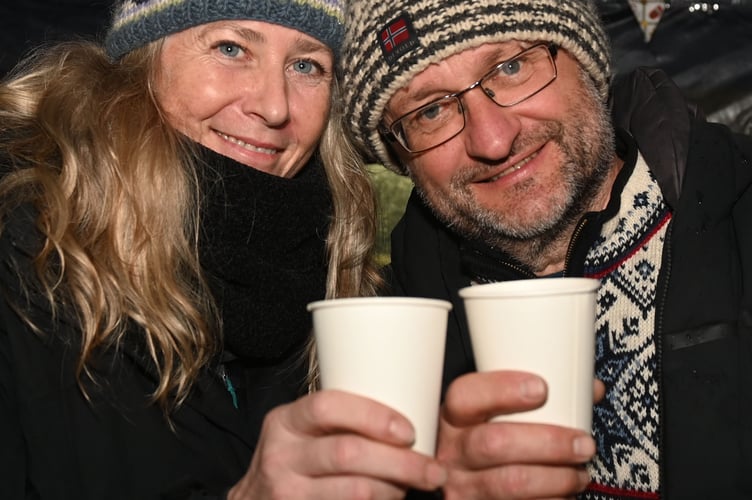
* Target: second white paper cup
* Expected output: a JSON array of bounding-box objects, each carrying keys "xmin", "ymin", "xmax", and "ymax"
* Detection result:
[
  {"xmin": 307, "ymin": 297, "xmax": 452, "ymax": 455},
  {"xmin": 459, "ymin": 278, "xmax": 599, "ymax": 431}
]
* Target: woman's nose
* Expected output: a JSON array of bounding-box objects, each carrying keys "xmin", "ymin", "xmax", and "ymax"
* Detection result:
[{"xmin": 240, "ymin": 68, "xmax": 291, "ymax": 127}]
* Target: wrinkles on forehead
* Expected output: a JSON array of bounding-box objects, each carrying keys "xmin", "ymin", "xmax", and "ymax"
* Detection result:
[{"xmin": 193, "ymin": 20, "xmax": 331, "ymax": 55}]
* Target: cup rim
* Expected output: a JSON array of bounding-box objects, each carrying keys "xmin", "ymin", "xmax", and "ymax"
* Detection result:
[
  {"xmin": 459, "ymin": 277, "xmax": 600, "ymax": 299},
  {"xmin": 307, "ymin": 296, "xmax": 453, "ymax": 312}
]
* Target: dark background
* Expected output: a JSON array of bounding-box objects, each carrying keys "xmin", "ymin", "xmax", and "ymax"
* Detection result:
[
  {"xmin": 0, "ymin": 0, "xmax": 114, "ymax": 77},
  {"xmin": 599, "ymin": 0, "xmax": 752, "ymax": 133}
]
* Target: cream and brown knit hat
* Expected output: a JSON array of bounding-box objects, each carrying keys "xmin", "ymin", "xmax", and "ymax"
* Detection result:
[{"xmin": 341, "ymin": 0, "xmax": 612, "ymax": 174}]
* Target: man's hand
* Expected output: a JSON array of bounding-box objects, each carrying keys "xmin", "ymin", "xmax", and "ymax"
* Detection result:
[{"xmin": 437, "ymin": 371, "xmax": 597, "ymax": 499}]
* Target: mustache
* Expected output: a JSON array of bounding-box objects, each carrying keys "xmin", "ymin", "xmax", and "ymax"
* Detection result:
[{"xmin": 451, "ymin": 121, "xmax": 564, "ymax": 185}]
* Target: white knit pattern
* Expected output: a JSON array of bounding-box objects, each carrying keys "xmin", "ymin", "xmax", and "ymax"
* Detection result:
[{"xmin": 581, "ymin": 154, "xmax": 668, "ymax": 499}]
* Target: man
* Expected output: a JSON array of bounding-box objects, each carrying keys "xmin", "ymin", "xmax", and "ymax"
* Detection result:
[{"xmin": 341, "ymin": 0, "xmax": 752, "ymax": 499}]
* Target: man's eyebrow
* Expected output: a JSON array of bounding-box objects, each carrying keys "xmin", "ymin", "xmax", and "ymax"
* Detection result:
[
  {"xmin": 394, "ymin": 79, "xmax": 453, "ymax": 108},
  {"xmin": 480, "ymin": 43, "xmax": 530, "ymax": 70},
  {"xmin": 393, "ymin": 43, "xmax": 528, "ymax": 106}
]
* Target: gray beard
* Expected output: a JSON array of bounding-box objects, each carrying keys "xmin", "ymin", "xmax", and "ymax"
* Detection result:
[
  {"xmin": 418, "ymin": 154, "xmax": 612, "ymax": 272},
  {"xmin": 477, "ymin": 157, "xmax": 611, "ymax": 271}
]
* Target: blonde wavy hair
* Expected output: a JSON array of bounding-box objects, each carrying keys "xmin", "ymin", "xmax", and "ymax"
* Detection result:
[{"xmin": 0, "ymin": 40, "xmax": 382, "ymax": 410}]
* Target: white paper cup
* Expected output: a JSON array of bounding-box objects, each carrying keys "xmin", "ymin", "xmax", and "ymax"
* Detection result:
[
  {"xmin": 459, "ymin": 278, "xmax": 599, "ymax": 431},
  {"xmin": 307, "ymin": 297, "xmax": 452, "ymax": 455}
]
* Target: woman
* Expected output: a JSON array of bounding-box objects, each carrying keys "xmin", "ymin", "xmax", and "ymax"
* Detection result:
[{"xmin": 0, "ymin": 0, "xmax": 447, "ymax": 498}]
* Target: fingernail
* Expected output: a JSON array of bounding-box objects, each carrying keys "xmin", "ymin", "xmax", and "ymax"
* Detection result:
[
  {"xmin": 573, "ymin": 435, "xmax": 596, "ymax": 459},
  {"xmin": 521, "ymin": 377, "xmax": 546, "ymax": 400},
  {"xmin": 425, "ymin": 462, "xmax": 448, "ymax": 488},
  {"xmin": 389, "ymin": 418, "xmax": 415, "ymax": 444}
]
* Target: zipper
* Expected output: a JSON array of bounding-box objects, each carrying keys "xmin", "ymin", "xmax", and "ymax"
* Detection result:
[
  {"xmin": 654, "ymin": 222, "xmax": 672, "ymax": 499},
  {"xmin": 468, "ymin": 247, "xmax": 536, "ymax": 282},
  {"xmin": 497, "ymin": 259, "xmax": 536, "ymax": 279},
  {"xmin": 562, "ymin": 216, "xmax": 590, "ymax": 277},
  {"xmin": 218, "ymin": 364, "xmax": 239, "ymax": 409}
]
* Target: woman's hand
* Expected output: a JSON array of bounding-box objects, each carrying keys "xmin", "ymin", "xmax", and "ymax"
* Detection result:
[{"xmin": 228, "ymin": 390, "xmax": 447, "ymax": 499}]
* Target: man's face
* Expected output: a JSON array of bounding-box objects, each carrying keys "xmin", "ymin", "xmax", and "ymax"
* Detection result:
[{"xmin": 384, "ymin": 41, "xmax": 615, "ymax": 253}]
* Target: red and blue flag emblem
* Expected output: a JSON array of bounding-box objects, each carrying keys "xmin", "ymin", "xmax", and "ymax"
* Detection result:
[{"xmin": 378, "ymin": 14, "xmax": 419, "ymax": 65}]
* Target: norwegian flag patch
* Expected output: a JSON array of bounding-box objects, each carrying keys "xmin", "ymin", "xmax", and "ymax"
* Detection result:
[{"xmin": 378, "ymin": 14, "xmax": 420, "ymax": 65}]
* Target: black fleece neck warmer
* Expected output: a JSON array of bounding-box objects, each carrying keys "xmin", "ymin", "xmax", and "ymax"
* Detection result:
[{"xmin": 197, "ymin": 147, "xmax": 332, "ymax": 362}]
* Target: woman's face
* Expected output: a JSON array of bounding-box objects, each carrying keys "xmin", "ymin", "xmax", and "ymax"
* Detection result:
[{"xmin": 156, "ymin": 20, "xmax": 334, "ymax": 178}]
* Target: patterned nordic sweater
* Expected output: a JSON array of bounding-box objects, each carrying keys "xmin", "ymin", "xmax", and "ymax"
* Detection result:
[{"xmin": 581, "ymin": 153, "xmax": 669, "ymax": 500}]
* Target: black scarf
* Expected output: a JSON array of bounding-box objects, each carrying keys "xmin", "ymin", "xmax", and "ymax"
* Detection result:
[{"xmin": 197, "ymin": 148, "xmax": 332, "ymax": 362}]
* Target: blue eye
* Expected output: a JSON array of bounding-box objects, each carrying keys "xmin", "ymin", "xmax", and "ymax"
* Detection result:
[
  {"xmin": 501, "ymin": 59, "xmax": 522, "ymax": 76},
  {"xmin": 414, "ymin": 98, "xmax": 457, "ymax": 124},
  {"xmin": 418, "ymin": 103, "xmax": 443, "ymax": 121},
  {"xmin": 293, "ymin": 60, "xmax": 316, "ymax": 75},
  {"xmin": 217, "ymin": 42, "xmax": 242, "ymax": 58}
]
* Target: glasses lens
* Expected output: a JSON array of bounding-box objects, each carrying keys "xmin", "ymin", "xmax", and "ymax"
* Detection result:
[
  {"xmin": 481, "ymin": 44, "xmax": 556, "ymax": 107},
  {"xmin": 394, "ymin": 96, "xmax": 464, "ymax": 152}
]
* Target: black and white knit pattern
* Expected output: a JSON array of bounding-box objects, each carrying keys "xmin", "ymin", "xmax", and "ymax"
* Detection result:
[{"xmin": 580, "ymin": 154, "xmax": 670, "ymax": 500}]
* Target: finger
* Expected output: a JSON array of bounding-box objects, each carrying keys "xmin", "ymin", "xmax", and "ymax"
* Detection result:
[
  {"xmin": 443, "ymin": 371, "xmax": 547, "ymax": 426},
  {"xmin": 443, "ymin": 464, "xmax": 591, "ymax": 500},
  {"xmin": 228, "ymin": 469, "xmax": 408, "ymax": 500},
  {"xmin": 298, "ymin": 476, "xmax": 407, "ymax": 500},
  {"xmin": 440, "ymin": 421, "xmax": 596, "ymax": 469},
  {"xmin": 278, "ymin": 390, "xmax": 416, "ymax": 446},
  {"xmin": 296, "ymin": 434, "xmax": 448, "ymax": 491},
  {"xmin": 594, "ymin": 379, "xmax": 606, "ymax": 403}
]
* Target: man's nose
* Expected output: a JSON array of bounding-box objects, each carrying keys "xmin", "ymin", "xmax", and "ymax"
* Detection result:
[{"xmin": 459, "ymin": 88, "xmax": 520, "ymax": 161}]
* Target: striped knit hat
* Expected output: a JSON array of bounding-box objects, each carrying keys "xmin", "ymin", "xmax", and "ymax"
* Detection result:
[
  {"xmin": 341, "ymin": 0, "xmax": 611, "ymax": 174},
  {"xmin": 105, "ymin": 0, "xmax": 345, "ymax": 60}
]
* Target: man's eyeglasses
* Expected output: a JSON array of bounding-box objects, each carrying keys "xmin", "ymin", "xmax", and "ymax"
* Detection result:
[{"xmin": 381, "ymin": 43, "xmax": 559, "ymax": 153}]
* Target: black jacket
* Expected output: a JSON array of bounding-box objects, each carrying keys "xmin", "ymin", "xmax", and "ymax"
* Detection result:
[
  {"xmin": 0, "ymin": 207, "xmax": 307, "ymax": 499},
  {"xmin": 390, "ymin": 68, "xmax": 752, "ymax": 499}
]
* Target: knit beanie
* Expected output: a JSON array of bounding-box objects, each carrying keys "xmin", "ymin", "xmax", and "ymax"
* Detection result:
[
  {"xmin": 341, "ymin": 0, "xmax": 612, "ymax": 174},
  {"xmin": 105, "ymin": 0, "xmax": 344, "ymax": 60}
]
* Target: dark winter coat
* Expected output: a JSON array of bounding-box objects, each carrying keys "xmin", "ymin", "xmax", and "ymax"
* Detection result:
[
  {"xmin": 0, "ymin": 147, "xmax": 328, "ymax": 499},
  {"xmin": 0, "ymin": 203, "xmax": 303, "ymax": 500},
  {"xmin": 0, "ymin": 209, "xmax": 308, "ymax": 500}
]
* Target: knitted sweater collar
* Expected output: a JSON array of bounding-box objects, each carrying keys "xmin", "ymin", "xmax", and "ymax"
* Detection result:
[{"xmin": 197, "ymin": 147, "xmax": 332, "ymax": 362}]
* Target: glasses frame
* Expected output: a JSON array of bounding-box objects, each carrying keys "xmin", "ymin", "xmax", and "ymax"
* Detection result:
[{"xmin": 381, "ymin": 43, "xmax": 559, "ymax": 153}]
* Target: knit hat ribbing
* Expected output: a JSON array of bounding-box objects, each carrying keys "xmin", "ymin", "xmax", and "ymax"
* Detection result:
[
  {"xmin": 105, "ymin": 0, "xmax": 345, "ymax": 60},
  {"xmin": 341, "ymin": 0, "xmax": 612, "ymax": 174}
]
